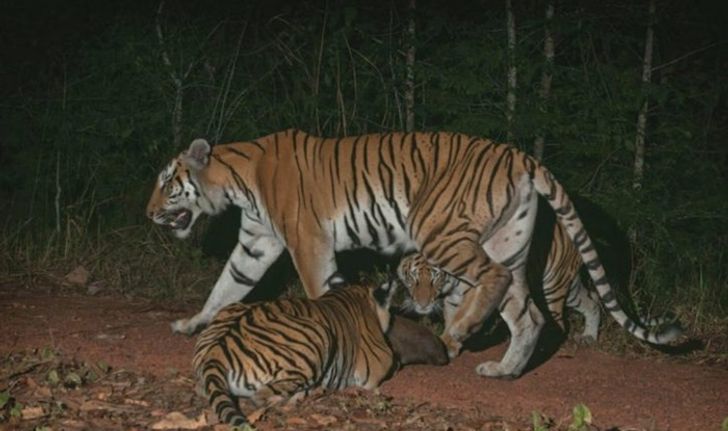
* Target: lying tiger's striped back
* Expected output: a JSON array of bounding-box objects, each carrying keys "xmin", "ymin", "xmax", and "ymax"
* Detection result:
[{"xmin": 192, "ymin": 284, "xmax": 395, "ymax": 427}]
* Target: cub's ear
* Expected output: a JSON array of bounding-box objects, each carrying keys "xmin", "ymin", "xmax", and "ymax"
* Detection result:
[
  {"xmin": 184, "ymin": 138, "xmax": 211, "ymax": 170},
  {"xmin": 397, "ymin": 253, "xmax": 414, "ymax": 281}
]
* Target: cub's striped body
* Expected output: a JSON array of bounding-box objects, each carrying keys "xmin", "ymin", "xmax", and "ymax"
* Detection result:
[
  {"xmin": 193, "ymin": 283, "xmax": 395, "ymax": 427},
  {"xmin": 398, "ymin": 221, "xmax": 604, "ymax": 356},
  {"xmin": 148, "ymin": 130, "xmax": 681, "ymax": 378},
  {"xmin": 542, "ymin": 223, "xmax": 601, "ymax": 341}
]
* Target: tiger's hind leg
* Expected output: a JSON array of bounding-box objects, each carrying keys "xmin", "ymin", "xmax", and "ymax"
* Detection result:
[
  {"xmin": 566, "ymin": 278, "xmax": 601, "ymax": 344},
  {"xmin": 477, "ymin": 269, "xmax": 545, "ymax": 379},
  {"xmin": 475, "ymin": 183, "xmax": 544, "ymax": 379}
]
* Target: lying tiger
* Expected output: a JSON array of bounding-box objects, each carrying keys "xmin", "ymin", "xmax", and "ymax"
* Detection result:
[
  {"xmin": 398, "ymin": 222, "xmax": 602, "ymax": 359},
  {"xmin": 193, "ymin": 282, "xmax": 447, "ymax": 428},
  {"xmin": 147, "ymin": 130, "xmax": 681, "ymax": 378}
]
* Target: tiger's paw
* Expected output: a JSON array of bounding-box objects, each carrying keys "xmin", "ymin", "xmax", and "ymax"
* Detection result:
[
  {"xmin": 170, "ymin": 317, "xmax": 206, "ymax": 335},
  {"xmin": 440, "ymin": 335, "xmax": 462, "ymax": 359},
  {"xmin": 475, "ymin": 361, "xmax": 519, "ymax": 380},
  {"xmin": 573, "ymin": 334, "xmax": 597, "ymax": 345}
]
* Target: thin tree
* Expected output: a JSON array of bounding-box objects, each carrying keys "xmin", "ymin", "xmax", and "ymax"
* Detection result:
[
  {"xmin": 404, "ymin": 0, "xmax": 417, "ymax": 133},
  {"xmin": 505, "ymin": 0, "xmax": 517, "ymax": 142},
  {"xmin": 628, "ymin": 0, "xmax": 657, "ymax": 288},
  {"xmin": 156, "ymin": 0, "xmax": 195, "ymax": 149},
  {"xmin": 633, "ymin": 0, "xmax": 656, "ymax": 192},
  {"xmin": 533, "ymin": 1, "xmax": 554, "ymax": 161}
]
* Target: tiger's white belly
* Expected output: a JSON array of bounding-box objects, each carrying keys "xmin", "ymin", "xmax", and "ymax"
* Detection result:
[{"xmin": 331, "ymin": 206, "xmax": 416, "ymax": 256}]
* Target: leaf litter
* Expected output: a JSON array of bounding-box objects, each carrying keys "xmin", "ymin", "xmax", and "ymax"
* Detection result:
[{"xmin": 0, "ymin": 348, "xmax": 613, "ymax": 430}]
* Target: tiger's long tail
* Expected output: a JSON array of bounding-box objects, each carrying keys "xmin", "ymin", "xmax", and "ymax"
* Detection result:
[
  {"xmin": 200, "ymin": 359, "xmax": 249, "ymax": 428},
  {"xmin": 528, "ymin": 158, "xmax": 682, "ymax": 344}
]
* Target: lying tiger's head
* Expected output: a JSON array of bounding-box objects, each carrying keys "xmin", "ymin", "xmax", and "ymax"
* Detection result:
[
  {"xmin": 146, "ymin": 138, "xmax": 221, "ymax": 239},
  {"xmin": 397, "ymin": 253, "xmax": 456, "ymax": 315}
]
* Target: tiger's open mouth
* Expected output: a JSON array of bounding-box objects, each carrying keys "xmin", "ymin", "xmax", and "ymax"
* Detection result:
[{"xmin": 162, "ymin": 209, "xmax": 192, "ymax": 231}]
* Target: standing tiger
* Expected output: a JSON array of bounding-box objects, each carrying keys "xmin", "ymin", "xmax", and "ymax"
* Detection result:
[
  {"xmin": 193, "ymin": 282, "xmax": 396, "ymax": 428},
  {"xmin": 397, "ymin": 221, "xmax": 605, "ymax": 360},
  {"xmin": 147, "ymin": 129, "xmax": 681, "ymax": 378}
]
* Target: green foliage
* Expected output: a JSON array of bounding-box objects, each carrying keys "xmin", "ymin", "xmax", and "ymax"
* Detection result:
[
  {"xmin": 531, "ymin": 411, "xmax": 553, "ymax": 431},
  {"xmin": 568, "ymin": 404, "xmax": 593, "ymax": 431},
  {"xmin": 722, "ymin": 417, "xmax": 728, "ymax": 431},
  {"xmin": 0, "ymin": 391, "xmax": 23, "ymax": 421}
]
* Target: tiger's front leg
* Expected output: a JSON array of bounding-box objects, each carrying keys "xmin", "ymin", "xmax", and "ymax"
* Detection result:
[
  {"xmin": 416, "ymin": 239, "xmax": 513, "ymax": 364},
  {"xmin": 440, "ymin": 285, "xmax": 486, "ymax": 359},
  {"xmin": 171, "ymin": 228, "xmax": 285, "ymax": 335},
  {"xmin": 288, "ymin": 235, "xmax": 340, "ymax": 299}
]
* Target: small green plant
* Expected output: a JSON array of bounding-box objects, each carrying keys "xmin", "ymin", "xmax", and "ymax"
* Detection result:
[
  {"xmin": 531, "ymin": 410, "xmax": 552, "ymax": 431},
  {"xmin": 0, "ymin": 391, "xmax": 24, "ymax": 421},
  {"xmin": 568, "ymin": 403, "xmax": 593, "ymax": 431},
  {"xmin": 0, "ymin": 391, "xmax": 9, "ymax": 421},
  {"xmin": 721, "ymin": 416, "xmax": 728, "ymax": 431}
]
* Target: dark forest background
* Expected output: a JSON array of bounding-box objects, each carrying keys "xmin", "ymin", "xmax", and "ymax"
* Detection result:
[{"xmin": 0, "ymin": 0, "xmax": 726, "ymax": 336}]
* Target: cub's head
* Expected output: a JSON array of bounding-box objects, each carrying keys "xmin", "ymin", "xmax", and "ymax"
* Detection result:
[
  {"xmin": 397, "ymin": 253, "xmax": 456, "ymax": 315},
  {"xmin": 146, "ymin": 138, "xmax": 217, "ymax": 239}
]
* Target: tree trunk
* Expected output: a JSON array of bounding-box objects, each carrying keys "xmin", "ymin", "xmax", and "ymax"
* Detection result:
[
  {"xmin": 505, "ymin": 0, "xmax": 517, "ymax": 142},
  {"xmin": 533, "ymin": 1, "xmax": 554, "ymax": 161},
  {"xmin": 156, "ymin": 0, "xmax": 190, "ymax": 149},
  {"xmin": 628, "ymin": 0, "xmax": 657, "ymax": 283},
  {"xmin": 404, "ymin": 0, "xmax": 416, "ymax": 133},
  {"xmin": 633, "ymin": 0, "xmax": 656, "ymax": 191}
]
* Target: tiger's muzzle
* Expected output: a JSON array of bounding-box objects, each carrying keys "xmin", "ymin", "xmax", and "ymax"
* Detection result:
[{"xmin": 149, "ymin": 209, "xmax": 193, "ymax": 231}]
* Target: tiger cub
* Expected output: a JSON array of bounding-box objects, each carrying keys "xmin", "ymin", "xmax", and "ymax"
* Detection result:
[
  {"xmin": 192, "ymin": 282, "xmax": 444, "ymax": 427},
  {"xmin": 397, "ymin": 222, "xmax": 604, "ymax": 358}
]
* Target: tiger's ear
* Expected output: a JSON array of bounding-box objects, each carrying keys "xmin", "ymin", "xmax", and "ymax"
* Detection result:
[
  {"xmin": 396, "ymin": 254, "xmax": 414, "ymax": 281},
  {"xmin": 184, "ymin": 138, "xmax": 211, "ymax": 170}
]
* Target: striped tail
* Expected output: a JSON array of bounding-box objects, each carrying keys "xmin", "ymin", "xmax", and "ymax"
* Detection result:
[
  {"xmin": 529, "ymin": 159, "xmax": 682, "ymax": 344},
  {"xmin": 201, "ymin": 361, "xmax": 249, "ymax": 428}
]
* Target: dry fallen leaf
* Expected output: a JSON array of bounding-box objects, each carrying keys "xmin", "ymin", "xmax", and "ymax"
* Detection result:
[
  {"xmin": 60, "ymin": 419, "xmax": 88, "ymax": 429},
  {"xmin": 310, "ymin": 413, "xmax": 337, "ymax": 426},
  {"xmin": 285, "ymin": 416, "xmax": 308, "ymax": 426},
  {"xmin": 150, "ymin": 411, "xmax": 207, "ymax": 430},
  {"xmin": 87, "ymin": 281, "xmax": 104, "ymax": 295},
  {"xmin": 65, "ymin": 265, "xmax": 90, "ymax": 286},
  {"xmin": 79, "ymin": 399, "xmax": 138, "ymax": 414},
  {"xmin": 21, "ymin": 405, "xmax": 45, "ymax": 420},
  {"xmin": 124, "ymin": 398, "xmax": 150, "ymax": 407},
  {"xmin": 246, "ymin": 406, "xmax": 267, "ymax": 424}
]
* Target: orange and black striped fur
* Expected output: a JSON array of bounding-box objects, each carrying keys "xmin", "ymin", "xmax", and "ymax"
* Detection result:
[
  {"xmin": 398, "ymin": 222, "xmax": 602, "ymax": 357},
  {"xmin": 148, "ymin": 130, "xmax": 681, "ymax": 378},
  {"xmin": 193, "ymin": 283, "xmax": 396, "ymax": 428}
]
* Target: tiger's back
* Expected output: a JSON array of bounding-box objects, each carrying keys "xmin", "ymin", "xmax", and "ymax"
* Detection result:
[{"xmin": 192, "ymin": 284, "xmax": 395, "ymax": 427}]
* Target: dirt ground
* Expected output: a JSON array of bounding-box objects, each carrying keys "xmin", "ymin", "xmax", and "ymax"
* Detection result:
[{"xmin": 1, "ymin": 286, "xmax": 726, "ymax": 431}]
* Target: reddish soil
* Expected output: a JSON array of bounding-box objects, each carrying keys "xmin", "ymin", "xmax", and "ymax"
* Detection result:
[{"xmin": 1, "ymin": 287, "xmax": 726, "ymax": 430}]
